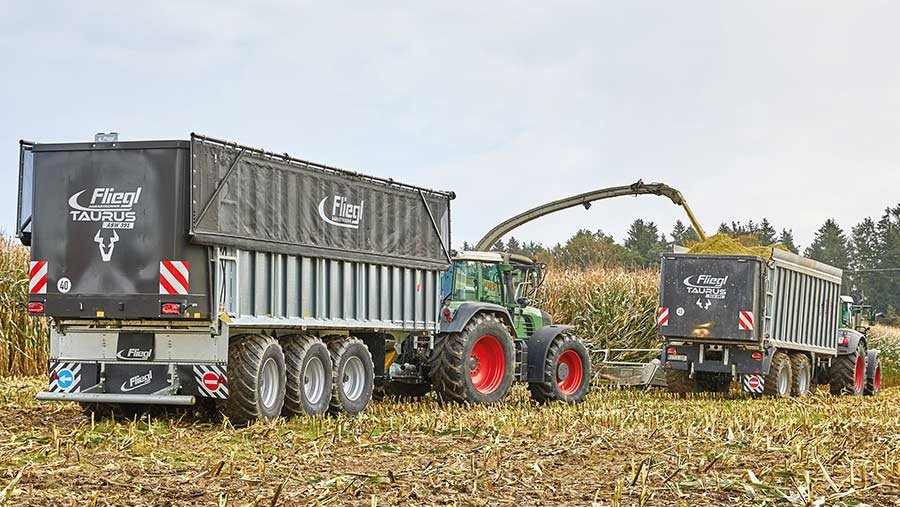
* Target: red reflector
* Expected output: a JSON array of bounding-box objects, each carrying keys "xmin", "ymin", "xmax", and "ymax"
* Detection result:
[
  {"xmin": 751, "ymin": 351, "xmax": 763, "ymax": 360},
  {"xmin": 839, "ymin": 334, "xmax": 850, "ymax": 346},
  {"xmin": 50, "ymin": 370, "xmax": 58, "ymax": 381},
  {"xmin": 28, "ymin": 302, "xmax": 45, "ymax": 314},
  {"xmin": 161, "ymin": 303, "xmax": 181, "ymax": 315},
  {"xmin": 666, "ymin": 347, "xmax": 677, "ymax": 355},
  {"xmin": 443, "ymin": 307, "xmax": 452, "ymax": 322}
]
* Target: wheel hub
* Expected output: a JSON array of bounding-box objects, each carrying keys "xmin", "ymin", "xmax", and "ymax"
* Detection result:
[
  {"xmin": 556, "ymin": 363, "xmax": 570, "ymax": 381},
  {"xmin": 468, "ymin": 334, "xmax": 505, "ymax": 394}
]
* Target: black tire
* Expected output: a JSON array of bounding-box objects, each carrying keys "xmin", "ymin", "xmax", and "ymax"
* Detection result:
[
  {"xmin": 282, "ymin": 335, "xmax": 333, "ymax": 417},
  {"xmin": 529, "ymin": 334, "xmax": 591, "ymax": 404},
  {"xmin": 430, "ymin": 313, "xmax": 515, "ymax": 404},
  {"xmin": 865, "ymin": 354, "xmax": 881, "ymax": 396},
  {"xmin": 696, "ymin": 372, "xmax": 731, "ymax": 393},
  {"xmin": 328, "ymin": 337, "xmax": 375, "ymax": 415},
  {"xmin": 789, "ymin": 353, "xmax": 812, "ymax": 397},
  {"xmin": 665, "ymin": 369, "xmax": 695, "ymax": 396},
  {"xmin": 764, "ymin": 351, "xmax": 792, "ymax": 397},
  {"xmin": 830, "ymin": 342, "xmax": 866, "ymax": 396},
  {"xmin": 218, "ymin": 334, "xmax": 286, "ymax": 426}
]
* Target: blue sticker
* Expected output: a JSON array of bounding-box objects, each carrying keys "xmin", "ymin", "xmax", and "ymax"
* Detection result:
[{"xmin": 57, "ymin": 368, "xmax": 74, "ymax": 389}]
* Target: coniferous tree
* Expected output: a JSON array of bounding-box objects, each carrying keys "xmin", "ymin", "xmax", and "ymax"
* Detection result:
[
  {"xmin": 804, "ymin": 219, "xmax": 851, "ymax": 268},
  {"xmin": 778, "ymin": 229, "xmax": 799, "ymax": 253},
  {"xmin": 624, "ymin": 219, "xmax": 668, "ymax": 267},
  {"xmin": 758, "ymin": 218, "xmax": 777, "ymax": 245}
]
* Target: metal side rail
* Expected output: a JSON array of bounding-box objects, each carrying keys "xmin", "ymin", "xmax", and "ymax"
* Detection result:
[
  {"xmin": 36, "ymin": 380, "xmax": 196, "ymax": 406},
  {"xmin": 596, "ymin": 348, "xmax": 667, "ymax": 387}
]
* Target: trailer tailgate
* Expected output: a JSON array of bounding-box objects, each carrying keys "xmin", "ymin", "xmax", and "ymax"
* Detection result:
[{"xmin": 659, "ymin": 254, "xmax": 763, "ymax": 342}]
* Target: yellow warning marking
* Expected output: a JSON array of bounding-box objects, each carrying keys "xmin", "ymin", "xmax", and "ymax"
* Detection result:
[{"xmin": 193, "ymin": 312, "xmax": 201, "ymax": 319}]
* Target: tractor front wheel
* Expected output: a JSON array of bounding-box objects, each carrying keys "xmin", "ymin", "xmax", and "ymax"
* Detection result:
[
  {"xmin": 865, "ymin": 354, "xmax": 882, "ymax": 396},
  {"xmin": 430, "ymin": 313, "xmax": 515, "ymax": 404},
  {"xmin": 529, "ymin": 334, "xmax": 591, "ymax": 403}
]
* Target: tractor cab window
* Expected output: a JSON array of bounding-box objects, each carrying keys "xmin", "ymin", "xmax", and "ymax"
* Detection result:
[
  {"xmin": 481, "ymin": 263, "xmax": 503, "ymax": 304},
  {"xmin": 840, "ymin": 303, "xmax": 852, "ymax": 328},
  {"xmin": 451, "ymin": 261, "xmax": 479, "ymax": 301}
]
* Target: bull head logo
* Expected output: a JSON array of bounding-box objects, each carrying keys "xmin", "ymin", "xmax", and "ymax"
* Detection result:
[{"xmin": 94, "ymin": 229, "xmax": 119, "ymax": 262}]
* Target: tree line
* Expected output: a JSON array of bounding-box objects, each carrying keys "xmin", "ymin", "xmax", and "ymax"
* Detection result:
[{"xmin": 461, "ymin": 203, "xmax": 900, "ymax": 320}]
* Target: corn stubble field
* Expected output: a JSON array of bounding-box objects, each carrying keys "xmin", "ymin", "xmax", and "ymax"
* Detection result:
[{"xmin": 0, "ymin": 241, "xmax": 899, "ymax": 506}]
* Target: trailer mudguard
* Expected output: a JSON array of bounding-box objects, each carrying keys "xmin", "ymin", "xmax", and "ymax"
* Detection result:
[
  {"xmin": 836, "ymin": 329, "xmax": 866, "ymax": 356},
  {"xmin": 525, "ymin": 325, "xmax": 574, "ymax": 382},
  {"xmin": 440, "ymin": 303, "xmax": 514, "ymax": 334}
]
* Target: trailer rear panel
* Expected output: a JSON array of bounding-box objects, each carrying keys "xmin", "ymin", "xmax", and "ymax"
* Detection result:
[
  {"xmin": 659, "ymin": 250, "xmax": 843, "ymax": 355},
  {"xmin": 659, "ymin": 254, "xmax": 763, "ymax": 342},
  {"xmin": 25, "ymin": 141, "xmax": 210, "ymax": 320}
]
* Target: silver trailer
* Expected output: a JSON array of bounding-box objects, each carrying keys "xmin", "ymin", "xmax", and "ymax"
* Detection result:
[
  {"xmin": 658, "ymin": 249, "xmax": 882, "ymax": 397},
  {"xmin": 18, "ymin": 134, "xmax": 453, "ymax": 422}
]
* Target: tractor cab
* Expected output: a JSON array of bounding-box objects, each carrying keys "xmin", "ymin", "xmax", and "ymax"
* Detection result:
[
  {"xmin": 441, "ymin": 251, "xmax": 551, "ymax": 339},
  {"xmin": 840, "ymin": 295, "xmax": 880, "ymax": 333}
]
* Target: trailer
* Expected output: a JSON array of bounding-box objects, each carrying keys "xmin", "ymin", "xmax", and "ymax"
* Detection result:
[
  {"xmin": 658, "ymin": 250, "xmax": 882, "ymax": 397},
  {"xmin": 17, "ymin": 134, "xmax": 458, "ymax": 423},
  {"xmin": 17, "ymin": 134, "xmax": 591, "ymax": 424}
]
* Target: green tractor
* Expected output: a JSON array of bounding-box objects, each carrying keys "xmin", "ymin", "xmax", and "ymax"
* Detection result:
[{"xmin": 381, "ymin": 251, "xmax": 591, "ymax": 404}]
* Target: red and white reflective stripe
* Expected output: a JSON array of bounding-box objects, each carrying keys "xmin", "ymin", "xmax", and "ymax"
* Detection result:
[
  {"xmin": 738, "ymin": 310, "xmax": 754, "ymax": 331},
  {"xmin": 657, "ymin": 306, "xmax": 669, "ymax": 326},
  {"xmin": 29, "ymin": 261, "xmax": 48, "ymax": 294},
  {"xmin": 159, "ymin": 260, "xmax": 190, "ymax": 295}
]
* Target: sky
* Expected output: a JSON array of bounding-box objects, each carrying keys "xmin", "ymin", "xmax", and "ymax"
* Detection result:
[{"xmin": 3, "ymin": 1, "xmax": 900, "ymax": 251}]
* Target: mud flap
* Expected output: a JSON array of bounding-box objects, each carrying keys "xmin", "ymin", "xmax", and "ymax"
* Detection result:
[
  {"xmin": 742, "ymin": 374, "xmax": 764, "ymax": 394},
  {"xmin": 176, "ymin": 364, "xmax": 229, "ymax": 399},
  {"xmin": 49, "ymin": 362, "xmax": 99, "ymax": 393}
]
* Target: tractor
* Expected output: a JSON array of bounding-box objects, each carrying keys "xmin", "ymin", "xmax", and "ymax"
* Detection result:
[{"xmin": 380, "ymin": 251, "xmax": 592, "ymax": 404}]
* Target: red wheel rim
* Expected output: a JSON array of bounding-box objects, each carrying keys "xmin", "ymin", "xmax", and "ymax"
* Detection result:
[
  {"xmin": 557, "ymin": 350, "xmax": 584, "ymax": 395},
  {"xmin": 469, "ymin": 335, "xmax": 505, "ymax": 394},
  {"xmin": 873, "ymin": 365, "xmax": 881, "ymax": 391},
  {"xmin": 854, "ymin": 355, "xmax": 865, "ymax": 393}
]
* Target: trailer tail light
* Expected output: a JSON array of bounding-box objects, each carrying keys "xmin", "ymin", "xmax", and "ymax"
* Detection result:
[
  {"xmin": 751, "ymin": 351, "xmax": 763, "ymax": 360},
  {"xmin": 161, "ymin": 303, "xmax": 182, "ymax": 315},
  {"xmin": 839, "ymin": 333, "xmax": 850, "ymax": 346},
  {"xmin": 443, "ymin": 307, "xmax": 453, "ymax": 322},
  {"xmin": 666, "ymin": 347, "xmax": 677, "ymax": 356},
  {"xmin": 28, "ymin": 302, "xmax": 45, "ymax": 314}
]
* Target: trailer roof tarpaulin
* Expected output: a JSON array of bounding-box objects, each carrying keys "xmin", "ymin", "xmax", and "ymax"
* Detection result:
[{"xmin": 189, "ymin": 135, "xmax": 453, "ymax": 271}]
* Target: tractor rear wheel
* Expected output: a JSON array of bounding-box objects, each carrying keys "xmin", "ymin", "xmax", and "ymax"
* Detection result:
[
  {"xmin": 764, "ymin": 351, "xmax": 792, "ymax": 397},
  {"xmin": 830, "ymin": 342, "xmax": 866, "ymax": 396},
  {"xmin": 218, "ymin": 334, "xmax": 286, "ymax": 426},
  {"xmin": 865, "ymin": 354, "xmax": 881, "ymax": 396},
  {"xmin": 282, "ymin": 335, "xmax": 332, "ymax": 417},
  {"xmin": 789, "ymin": 353, "xmax": 812, "ymax": 397},
  {"xmin": 328, "ymin": 337, "xmax": 375, "ymax": 415},
  {"xmin": 665, "ymin": 369, "xmax": 695, "ymax": 396},
  {"xmin": 430, "ymin": 313, "xmax": 515, "ymax": 404},
  {"xmin": 529, "ymin": 334, "xmax": 591, "ymax": 404}
]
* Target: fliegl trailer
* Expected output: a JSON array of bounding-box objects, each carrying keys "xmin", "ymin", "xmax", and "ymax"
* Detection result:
[
  {"xmin": 657, "ymin": 249, "xmax": 882, "ymax": 397},
  {"xmin": 17, "ymin": 134, "xmax": 591, "ymax": 424},
  {"xmin": 18, "ymin": 134, "xmax": 453, "ymax": 423}
]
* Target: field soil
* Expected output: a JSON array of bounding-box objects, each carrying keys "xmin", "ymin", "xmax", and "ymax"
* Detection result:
[{"xmin": 1, "ymin": 378, "xmax": 898, "ymax": 506}]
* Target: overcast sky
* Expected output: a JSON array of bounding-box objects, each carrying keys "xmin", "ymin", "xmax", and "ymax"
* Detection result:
[{"xmin": 3, "ymin": 2, "xmax": 899, "ymax": 250}]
